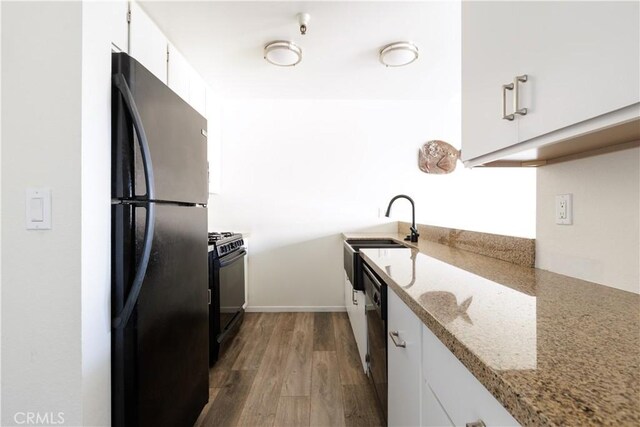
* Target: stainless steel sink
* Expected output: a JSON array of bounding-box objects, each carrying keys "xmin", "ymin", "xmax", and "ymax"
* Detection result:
[
  {"xmin": 344, "ymin": 239, "xmax": 407, "ymax": 291},
  {"xmin": 345, "ymin": 239, "xmax": 406, "ymax": 250}
]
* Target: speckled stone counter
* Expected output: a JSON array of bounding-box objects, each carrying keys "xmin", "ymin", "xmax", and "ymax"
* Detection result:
[
  {"xmin": 343, "ymin": 233, "xmax": 640, "ymax": 427},
  {"xmin": 398, "ymin": 222, "xmax": 536, "ymax": 267}
]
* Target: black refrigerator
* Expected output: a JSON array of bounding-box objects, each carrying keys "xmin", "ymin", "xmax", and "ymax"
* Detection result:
[{"xmin": 111, "ymin": 52, "xmax": 209, "ymax": 427}]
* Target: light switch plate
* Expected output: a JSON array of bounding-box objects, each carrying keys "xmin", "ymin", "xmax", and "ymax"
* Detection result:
[
  {"xmin": 555, "ymin": 194, "xmax": 572, "ymax": 225},
  {"xmin": 26, "ymin": 188, "xmax": 52, "ymax": 230}
]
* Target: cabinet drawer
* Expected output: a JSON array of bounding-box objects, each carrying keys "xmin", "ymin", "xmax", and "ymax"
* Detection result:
[
  {"xmin": 422, "ymin": 379, "xmax": 454, "ymax": 427},
  {"xmin": 422, "ymin": 326, "xmax": 519, "ymax": 427}
]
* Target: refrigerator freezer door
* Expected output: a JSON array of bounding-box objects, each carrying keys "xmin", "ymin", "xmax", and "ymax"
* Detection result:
[
  {"xmin": 112, "ymin": 202, "xmax": 208, "ymax": 427},
  {"xmin": 112, "ymin": 52, "xmax": 208, "ymax": 204}
]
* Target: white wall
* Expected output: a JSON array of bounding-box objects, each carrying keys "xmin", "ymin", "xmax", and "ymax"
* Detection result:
[
  {"xmin": 208, "ymin": 99, "xmax": 536, "ymax": 309},
  {"xmin": 81, "ymin": 1, "xmax": 128, "ymax": 425},
  {"xmin": 1, "ymin": 2, "xmax": 83, "ymax": 424},
  {"xmin": 536, "ymin": 145, "xmax": 640, "ymax": 294},
  {"xmin": 0, "ymin": 0, "xmax": 3, "ymax": 419},
  {"xmin": 1, "ymin": 2, "xmax": 118, "ymax": 424}
]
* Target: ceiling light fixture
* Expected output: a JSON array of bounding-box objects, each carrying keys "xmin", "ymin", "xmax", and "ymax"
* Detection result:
[
  {"xmin": 264, "ymin": 41, "xmax": 302, "ymax": 67},
  {"xmin": 379, "ymin": 42, "xmax": 419, "ymax": 67},
  {"xmin": 297, "ymin": 12, "xmax": 311, "ymax": 35}
]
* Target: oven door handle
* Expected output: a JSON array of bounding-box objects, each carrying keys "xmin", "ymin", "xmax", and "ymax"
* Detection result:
[{"xmin": 219, "ymin": 249, "xmax": 247, "ymax": 267}]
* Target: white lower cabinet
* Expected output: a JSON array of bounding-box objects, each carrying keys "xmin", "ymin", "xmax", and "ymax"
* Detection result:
[
  {"xmin": 422, "ymin": 379, "xmax": 454, "ymax": 427},
  {"xmin": 385, "ymin": 285, "xmax": 520, "ymax": 426},
  {"xmin": 422, "ymin": 326, "xmax": 519, "ymax": 427},
  {"xmin": 344, "ymin": 273, "xmax": 367, "ymax": 371},
  {"xmin": 387, "ymin": 287, "xmax": 422, "ymax": 427}
]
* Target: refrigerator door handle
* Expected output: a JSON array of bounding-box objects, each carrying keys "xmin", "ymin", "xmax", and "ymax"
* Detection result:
[
  {"xmin": 113, "ymin": 73, "xmax": 156, "ymax": 200},
  {"xmin": 112, "ymin": 73, "xmax": 157, "ymax": 330}
]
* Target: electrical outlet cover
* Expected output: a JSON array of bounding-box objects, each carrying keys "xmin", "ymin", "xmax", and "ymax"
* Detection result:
[{"xmin": 555, "ymin": 194, "xmax": 573, "ymax": 225}]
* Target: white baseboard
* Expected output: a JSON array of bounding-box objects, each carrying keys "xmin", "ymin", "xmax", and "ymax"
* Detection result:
[{"xmin": 245, "ymin": 306, "xmax": 347, "ymax": 313}]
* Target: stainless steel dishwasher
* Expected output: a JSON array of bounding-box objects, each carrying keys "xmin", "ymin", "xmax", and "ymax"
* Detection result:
[{"xmin": 363, "ymin": 262, "xmax": 387, "ymax": 420}]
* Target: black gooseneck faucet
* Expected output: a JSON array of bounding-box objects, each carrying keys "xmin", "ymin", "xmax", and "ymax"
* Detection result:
[{"xmin": 385, "ymin": 194, "xmax": 420, "ymax": 243}]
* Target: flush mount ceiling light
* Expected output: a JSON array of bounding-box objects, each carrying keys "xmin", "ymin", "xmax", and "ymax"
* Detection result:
[
  {"xmin": 379, "ymin": 42, "xmax": 419, "ymax": 67},
  {"xmin": 264, "ymin": 41, "xmax": 302, "ymax": 67}
]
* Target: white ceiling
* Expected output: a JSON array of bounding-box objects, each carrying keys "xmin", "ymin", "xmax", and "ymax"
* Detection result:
[{"xmin": 140, "ymin": 1, "xmax": 461, "ymax": 100}]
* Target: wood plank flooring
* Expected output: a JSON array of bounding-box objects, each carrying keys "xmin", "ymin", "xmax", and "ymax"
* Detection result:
[{"xmin": 195, "ymin": 312, "xmax": 385, "ymax": 427}]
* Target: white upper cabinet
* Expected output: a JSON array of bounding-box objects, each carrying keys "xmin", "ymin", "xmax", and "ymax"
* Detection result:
[
  {"xmin": 167, "ymin": 42, "xmax": 208, "ymax": 117},
  {"xmin": 129, "ymin": 3, "xmax": 209, "ymax": 118},
  {"xmin": 515, "ymin": 1, "xmax": 640, "ymax": 143},
  {"xmin": 167, "ymin": 43, "xmax": 191, "ymax": 103},
  {"xmin": 206, "ymin": 87, "xmax": 222, "ymax": 194},
  {"xmin": 129, "ymin": 1, "xmax": 168, "ymax": 83},
  {"xmin": 462, "ymin": 1, "xmax": 640, "ymax": 165},
  {"xmin": 189, "ymin": 68, "xmax": 207, "ymax": 118},
  {"xmin": 461, "ymin": 1, "xmax": 521, "ymax": 161},
  {"xmin": 107, "ymin": 0, "xmax": 129, "ymax": 53}
]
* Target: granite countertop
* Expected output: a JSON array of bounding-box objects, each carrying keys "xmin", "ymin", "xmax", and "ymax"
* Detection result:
[{"xmin": 344, "ymin": 232, "xmax": 640, "ymax": 427}]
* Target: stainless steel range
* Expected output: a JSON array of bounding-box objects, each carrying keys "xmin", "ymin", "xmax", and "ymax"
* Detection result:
[{"xmin": 208, "ymin": 232, "xmax": 246, "ymax": 365}]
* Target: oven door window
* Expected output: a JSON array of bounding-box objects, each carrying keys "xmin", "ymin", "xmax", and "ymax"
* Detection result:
[{"xmin": 217, "ymin": 250, "xmax": 246, "ymax": 332}]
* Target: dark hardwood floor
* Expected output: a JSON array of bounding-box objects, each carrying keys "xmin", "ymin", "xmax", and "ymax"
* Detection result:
[{"xmin": 194, "ymin": 312, "xmax": 385, "ymax": 427}]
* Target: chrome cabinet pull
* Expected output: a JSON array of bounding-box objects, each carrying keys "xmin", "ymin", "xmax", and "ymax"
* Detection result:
[
  {"xmin": 513, "ymin": 74, "xmax": 528, "ymax": 117},
  {"xmin": 466, "ymin": 421, "xmax": 486, "ymax": 427},
  {"xmin": 501, "ymin": 82, "xmax": 515, "ymax": 121},
  {"xmin": 389, "ymin": 331, "xmax": 406, "ymax": 348},
  {"xmin": 352, "ymin": 288, "xmax": 358, "ymax": 305}
]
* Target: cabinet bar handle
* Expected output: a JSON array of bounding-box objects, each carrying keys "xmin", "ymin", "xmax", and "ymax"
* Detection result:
[
  {"xmin": 352, "ymin": 288, "xmax": 358, "ymax": 305},
  {"xmin": 466, "ymin": 421, "xmax": 486, "ymax": 427},
  {"xmin": 389, "ymin": 331, "xmax": 406, "ymax": 348},
  {"xmin": 501, "ymin": 82, "xmax": 515, "ymax": 121},
  {"xmin": 513, "ymin": 74, "xmax": 528, "ymax": 116}
]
